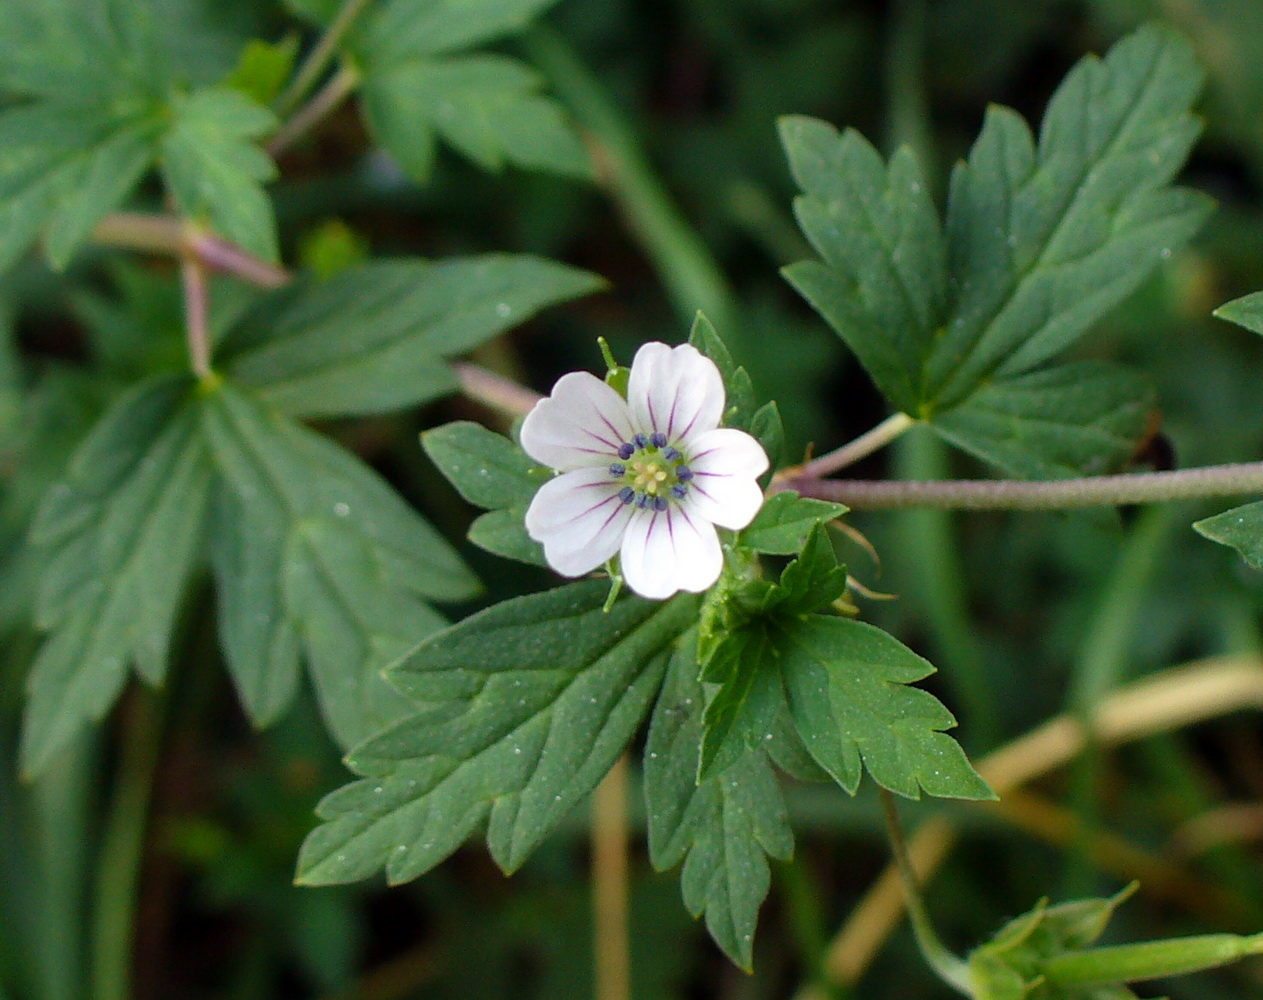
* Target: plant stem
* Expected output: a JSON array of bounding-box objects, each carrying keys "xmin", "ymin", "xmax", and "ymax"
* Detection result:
[
  {"xmin": 877, "ymin": 789, "xmax": 972, "ymax": 996},
  {"xmin": 453, "ymin": 362, "xmax": 541, "ymax": 417},
  {"xmin": 275, "ymin": 0, "xmax": 375, "ymax": 117},
  {"xmin": 93, "ymin": 214, "xmax": 290, "ymax": 288},
  {"xmin": 592, "ymin": 755, "xmax": 631, "ymax": 1000},
  {"xmin": 523, "ymin": 26, "xmax": 739, "ymax": 335},
  {"xmin": 268, "ymin": 64, "xmax": 361, "ymax": 157},
  {"xmin": 779, "ymin": 413, "xmax": 916, "ymax": 488},
  {"xmin": 91, "ymin": 687, "xmax": 166, "ymax": 1000},
  {"xmin": 180, "ymin": 249, "xmax": 213, "ymax": 381},
  {"xmin": 788, "ymin": 462, "xmax": 1263, "ymax": 510}
]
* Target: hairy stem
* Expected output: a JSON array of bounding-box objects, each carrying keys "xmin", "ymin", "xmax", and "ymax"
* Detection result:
[
  {"xmin": 789, "ymin": 462, "xmax": 1263, "ymax": 510},
  {"xmin": 91, "ymin": 688, "xmax": 165, "ymax": 1000},
  {"xmin": 778, "ymin": 413, "xmax": 916, "ymax": 483},
  {"xmin": 93, "ymin": 214, "xmax": 290, "ymax": 288},
  {"xmin": 878, "ymin": 789, "xmax": 973, "ymax": 996},
  {"xmin": 268, "ymin": 64, "xmax": 361, "ymax": 157},
  {"xmin": 592, "ymin": 755, "xmax": 631, "ymax": 1000},
  {"xmin": 453, "ymin": 362, "xmax": 541, "ymax": 418},
  {"xmin": 180, "ymin": 250, "xmax": 213, "ymax": 381},
  {"xmin": 276, "ymin": 0, "xmax": 375, "ymax": 117}
]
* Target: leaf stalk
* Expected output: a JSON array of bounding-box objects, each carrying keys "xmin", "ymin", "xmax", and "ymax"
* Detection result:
[
  {"xmin": 275, "ymin": 0, "xmax": 375, "ymax": 117},
  {"xmin": 776, "ymin": 412, "xmax": 915, "ymax": 483}
]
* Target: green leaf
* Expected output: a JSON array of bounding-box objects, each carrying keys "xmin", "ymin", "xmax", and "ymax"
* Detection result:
[
  {"xmin": 361, "ymin": 54, "xmax": 591, "ymax": 180},
  {"xmin": 296, "ymin": 582, "xmax": 698, "ymax": 885},
  {"xmin": 422, "ymin": 421, "xmax": 538, "ymax": 510},
  {"xmin": 21, "ymin": 375, "xmax": 212, "ymax": 776},
  {"xmin": 935, "ymin": 26, "xmax": 1208, "ymax": 405},
  {"xmin": 781, "ymin": 117, "xmax": 947, "ymax": 415},
  {"xmin": 467, "ymin": 507, "xmax": 547, "ymax": 567},
  {"xmin": 222, "ymin": 36, "xmax": 300, "ymax": 106},
  {"xmin": 781, "ymin": 27, "xmax": 1211, "ymax": 477},
  {"xmin": 1214, "ymin": 290, "xmax": 1263, "ymax": 337},
  {"xmin": 363, "ymin": 0, "xmax": 564, "ymax": 62},
  {"xmin": 0, "ymin": 0, "xmax": 171, "ymax": 102},
  {"xmin": 931, "ymin": 362, "xmax": 1156, "ymax": 479},
  {"xmin": 223, "ymin": 256, "xmax": 603, "ymax": 418},
  {"xmin": 698, "ymin": 621, "xmax": 786, "ymax": 780},
  {"xmin": 1194, "ymin": 501, "xmax": 1263, "ymax": 570},
  {"xmin": 645, "ymin": 638, "xmax": 793, "ymax": 970},
  {"xmin": 160, "ymin": 86, "xmax": 279, "ymax": 262},
  {"xmin": 202, "ymin": 382, "xmax": 478, "ymax": 747},
  {"xmin": 780, "ymin": 616, "xmax": 994, "ymax": 800},
  {"xmin": 741, "ymin": 491, "xmax": 848, "ymax": 555},
  {"xmin": 0, "ymin": 104, "xmax": 159, "ymax": 273}
]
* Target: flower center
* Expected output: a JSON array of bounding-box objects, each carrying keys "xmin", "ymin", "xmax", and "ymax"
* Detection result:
[{"xmin": 608, "ymin": 434, "xmax": 693, "ymax": 511}]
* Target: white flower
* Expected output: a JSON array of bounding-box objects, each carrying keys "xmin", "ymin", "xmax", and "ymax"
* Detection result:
[{"xmin": 520, "ymin": 342, "xmax": 769, "ymax": 600}]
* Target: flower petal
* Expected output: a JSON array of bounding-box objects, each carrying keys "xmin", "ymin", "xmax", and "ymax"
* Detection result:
[
  {"xmin": 620, "ymin": 505, "xmax": 723, "ymax": 600},
  {"xmin": 683, "ymin": 427, "xmax": 769, "ymax": 530},
  {"xmin": 525, "ymin": 467, "xmax": 634, "ymax": 576},
  {"xmin": 627, "ymin": 342, "xmax": 725, "ymax": 443},
  {"xmin": 519, "ymin": 371, "xmax": 635, "ymax": 471}
]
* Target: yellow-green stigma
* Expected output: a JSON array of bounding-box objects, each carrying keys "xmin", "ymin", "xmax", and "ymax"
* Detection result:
[{"xmin": 610, "ymin": 435, "xmax": 693, "ymax": 511}]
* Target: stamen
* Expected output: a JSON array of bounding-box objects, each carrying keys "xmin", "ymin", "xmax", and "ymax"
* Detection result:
[
  {"xmin": 675, "ymin": 465, "xmax": 693, "ymax": 481},
  {"xmin": 618, "ymin": 486, "xmax": 635, "ymax": 504},
  {"xmin": 635, "ymin": 491, "xmax": 651, "ymax": 509},
  {"xmin": 618, "ymin": 442, "xmax": 634, "ymax": 460},
  {"xmin": 650, "ymin": 432, "xmax": 668, "ymax": 448},
  {"xmin": 609, "ymin": 462, "xmax": 626, "ymax": 476},
  {"xmin": 663, "ymin": 447, "xmax": 681, "ymax": 461},
  {"xmin": 653, "ymin": 496, "xmax": 668, "ymax": 511},
  {"xmin": 670, "ymin": 483, "xmax": 688, "ymax": 500},
  {"xmin": 632, "ymin": 433, "xmax": 649, "ymax": 449}
]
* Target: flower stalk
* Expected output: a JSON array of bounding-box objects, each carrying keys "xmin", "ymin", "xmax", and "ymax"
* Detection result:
[
  {"xmin": 878, "ymin": 789, "xmax": 973, "ymax": 996},
  {"xmin": 274, "ymin": 0, "xmax": 374, "ymax": 117}
]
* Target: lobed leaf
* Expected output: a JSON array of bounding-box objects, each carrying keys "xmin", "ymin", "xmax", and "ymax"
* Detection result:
[
  {"xmin": 202, "ymin": 383, "xmax": 478, "ymax": 747},
  {"xmin": 296, "ymin": 581, "xmax": 698, "ymax": 885},
  {"xmin": 781, "ymin": 26, "xmax": 1211, "ymax": 478},
  {"xmin": 931, "ymin": 362, "xmax": 1156, "ymax": 480},
  {"xmin": 361, "ymin": 54, "xmax": 591, "ymax": 180},
  {"xmin": 780, "ymin": 616, "xmax": 993, "ymax": 800},
  {"xmin": 21, "ymin": 375, "xmax": 211, "ymax": 775},
  {"xmin": 421, "ymin": 421, "xmax": 538, "ymax": 511},
  {"xmin": 645, "ymin": 639, "xmax": 793, "ymax": 970},
  {"xmin": 741, "ymin": 491, "xmax": 848, "ymax": 555},
  {"xmin": 1193, "ymin": 501, "xmax": 1263, "ymax": 571},
  {"xmin": 223, "ymin": 256, "xmax": 603, "ymax": 419},
  {"xmin": 160, "ymin": 86, "xmax": 280, "ymax": 263}
]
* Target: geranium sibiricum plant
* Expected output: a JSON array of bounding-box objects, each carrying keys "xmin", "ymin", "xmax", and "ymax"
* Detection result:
[
  {"xmin": 14, "ymin": 4, "xmax": 1263, "ymax": 998},
  {"xmin": 520, "ymin": 341, "xmax": 768, "ymax": 599}
]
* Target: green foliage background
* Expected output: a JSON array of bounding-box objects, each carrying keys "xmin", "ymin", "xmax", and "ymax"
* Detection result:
[{"xmin": 5, "ymin": 1, "xmax": 1263, "ymax": 999}]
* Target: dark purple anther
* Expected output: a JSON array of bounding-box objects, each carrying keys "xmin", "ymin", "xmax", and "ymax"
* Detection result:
[
  {"xmin": 650, "ymin": 432, "xmax": 668, "ymax": 448},
  {"xmin": 675, "ymin": 465, "xmax": 693, "ymax": 481},
  {"xmin": 632, "ymin": 433, "xmax": 649, "ymax": 449},
  {"xmin": 618, "ymin": 486, "xmax": 635, "ymax": 504},
  {"xmin": 653, "ymin": 496, "xmax": 668, "ymax": 511},
  {"xmin": 663, "ymin": 447, "xmax": 681, "ymax": 461},
  {"xmin": 609, "ymin": 462, "xmax": 626, "ymax": 477},
  {"xmin": 670, "ymin": 484, "xmax": 688, "ymax": 500},
  {"xmin": 618, "ymin": 442, "xmax": 635, "ymax": 460},
  {"xmin": 635, "ymin": 491, "xmax": 651, "ymax": 509}
]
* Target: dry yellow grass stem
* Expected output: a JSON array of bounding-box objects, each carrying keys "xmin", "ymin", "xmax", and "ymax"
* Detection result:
[{"xmin": 801, "ymin": 654, "xmax": 1263, "ymax": 997}]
